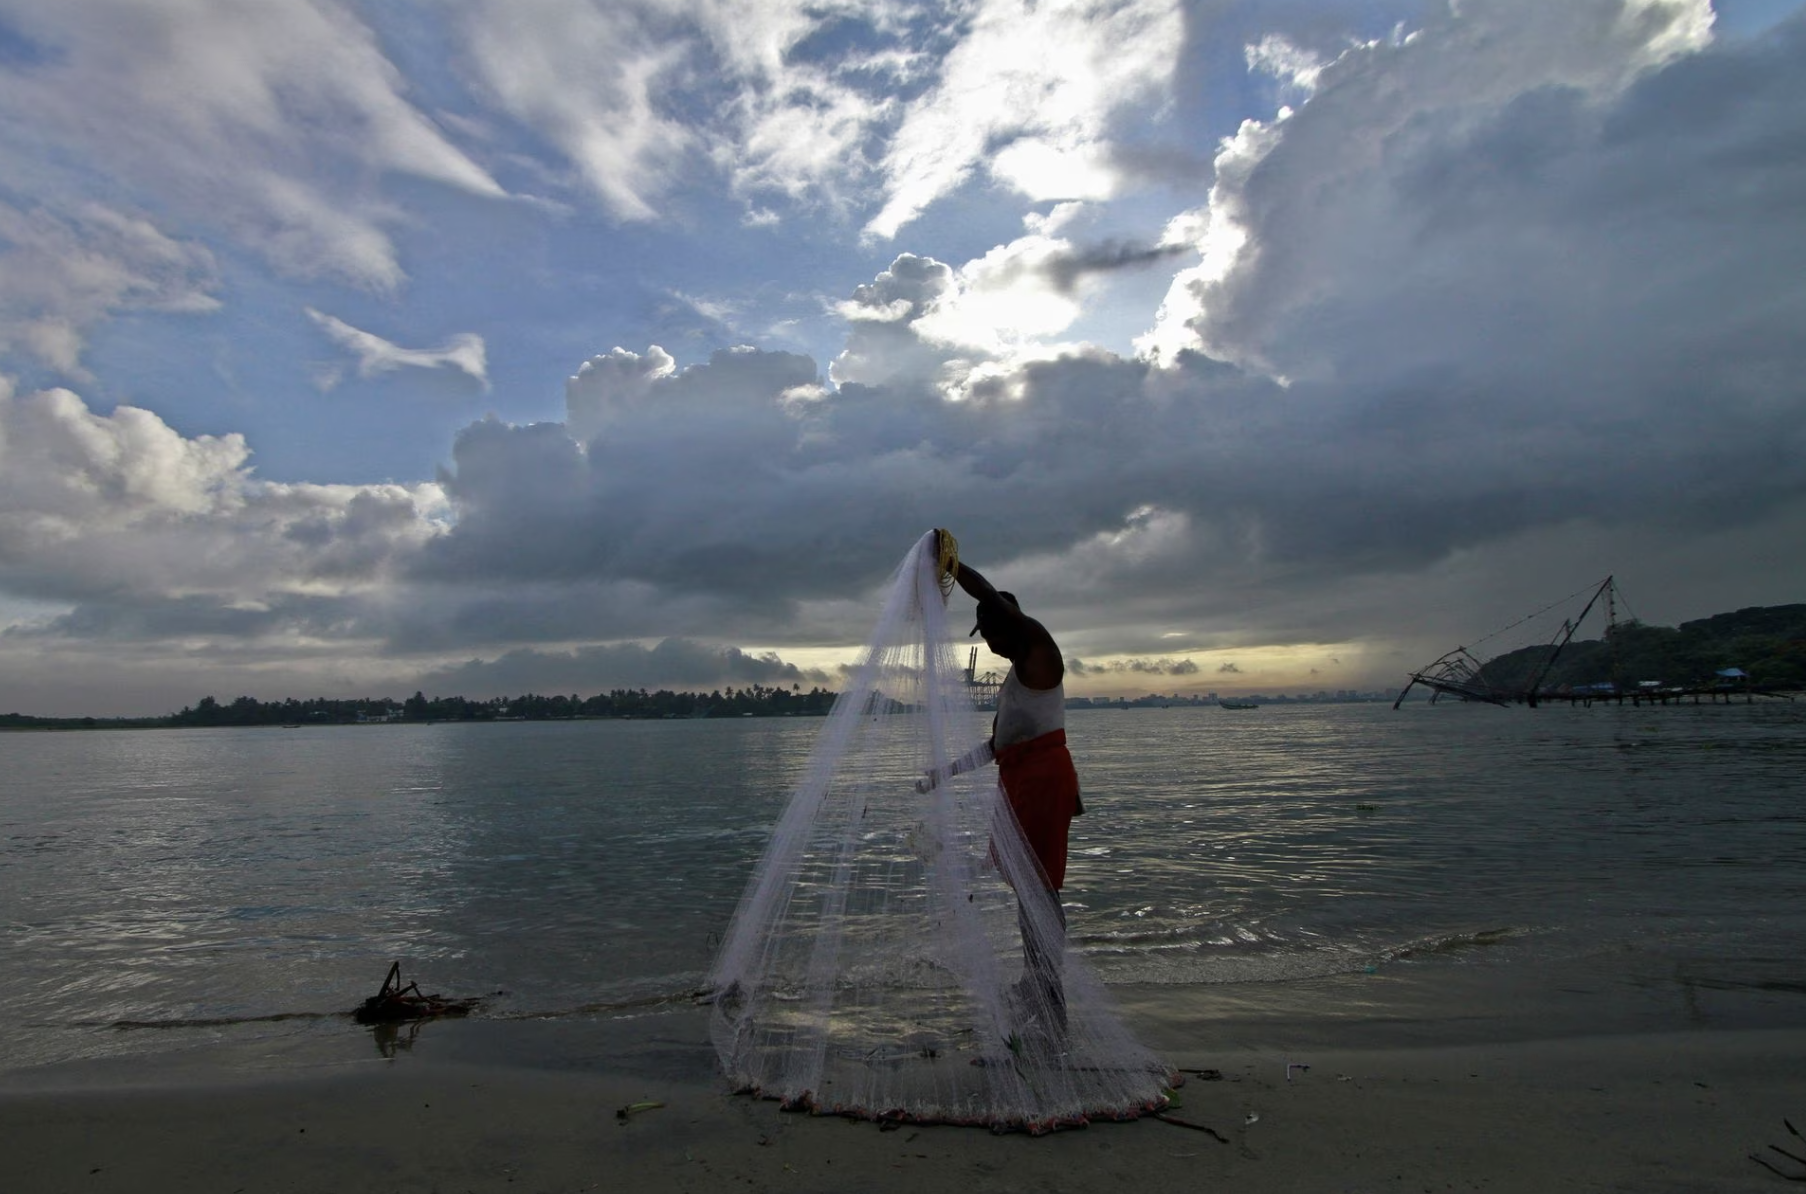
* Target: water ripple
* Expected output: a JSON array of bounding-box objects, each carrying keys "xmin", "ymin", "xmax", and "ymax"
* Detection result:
[{"xmin": 4, "ymin": 705, "xmax": 1805, "ymax": 1067}]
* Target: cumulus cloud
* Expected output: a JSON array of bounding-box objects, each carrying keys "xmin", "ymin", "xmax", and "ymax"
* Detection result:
[
  {"xmin": 430, "ymin": 332, "xmax": 1193, "ymax": 650},
  {"xmin": 1244, "ymin": 33, "xmax": 1327, "ymax": 98},
  {"xmin": 1142, "ymin": 0, "xmax": 1720, "ymax": 373},
  {"xmin": 564, "ymin": 345, "xmax": 678, "ymax": 444},
  {"xmin": 428, "ymin": 345, "xmax": 835, "ymax": 598},
  {"xmin": 830, "ymin": 255, "xmax": 962, "ymax": 390},
  {"xmin": 0, "ymin": 381, "xmax": 446, "ymax": 615},
  {"xmin": 307, "ymin": 309, "xmax": 489, "ymax": 390},
  {"xmin": 830, "ymin": 223, "xmax": 1184, "ymax": 398},
  {"xmin": 912, "ymin": 234, "xmax": 1095, "ymax": 354},
  {"xmin": 0, "ymin": 384, "xmax": 248, "ymax": 540},
  {"xmin": 914, "ymin": 225, "xmax": 1189, "ymax": 361}
]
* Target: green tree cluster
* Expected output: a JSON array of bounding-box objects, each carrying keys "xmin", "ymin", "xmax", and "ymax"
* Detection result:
[
  {"xmin": 161, "ymin": 683, "xmax": 840, "ymax": 726},
  {"xmin": 1478, "ymin": 603, "xmax": 1806, "ymax": 694}
]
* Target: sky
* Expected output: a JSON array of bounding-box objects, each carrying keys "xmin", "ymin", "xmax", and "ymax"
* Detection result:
[{"xmin": 2, "ymin": 0, "xmax": 1804, "ymax": 716}]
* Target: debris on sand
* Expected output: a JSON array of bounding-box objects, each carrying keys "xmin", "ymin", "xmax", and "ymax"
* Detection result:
[{"xmin": 353, "ymin": 962, "xmax": 480, "ymax": 1024}]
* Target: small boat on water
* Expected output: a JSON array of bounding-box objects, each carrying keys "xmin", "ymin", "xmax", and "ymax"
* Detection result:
[{"xmin": 1217, "ymin": 698, "xmax": 1258, "ymax": 710}]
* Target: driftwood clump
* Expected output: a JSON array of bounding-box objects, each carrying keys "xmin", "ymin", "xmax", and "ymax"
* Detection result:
[{"xmin": 353, "ymin": 961, "xmax": 480, "ymax": 1024}]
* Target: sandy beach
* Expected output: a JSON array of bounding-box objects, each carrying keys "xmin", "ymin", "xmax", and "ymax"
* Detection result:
[{"xmin": 6, "ymin": 1000, "xmax": 1804, "ymax": 1194}]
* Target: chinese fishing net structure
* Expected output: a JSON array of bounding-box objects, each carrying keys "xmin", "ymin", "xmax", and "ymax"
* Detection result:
[{"xmin": 707, "ymin": 531, "xmax": 1171, "ymax": 1133}]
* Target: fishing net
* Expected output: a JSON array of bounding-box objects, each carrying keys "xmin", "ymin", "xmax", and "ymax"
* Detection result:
[{"xmin": 707, "ymin": 531, "xmax": 1171, "ymax": 1133}]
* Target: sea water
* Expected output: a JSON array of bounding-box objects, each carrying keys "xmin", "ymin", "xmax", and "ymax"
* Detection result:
[{"xmin": 3, "ymin": 702, "xmax": 1804, "ymax": 1073}]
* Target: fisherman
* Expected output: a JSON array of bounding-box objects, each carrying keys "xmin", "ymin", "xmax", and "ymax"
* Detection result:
[{"xmin": 936, "ymin": 530, "xmax": 1083, "ymax": 1027}]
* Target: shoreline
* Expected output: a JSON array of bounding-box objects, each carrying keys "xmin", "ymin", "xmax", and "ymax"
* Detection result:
[
  {"xmin": 6, "ymin": 1013, "xmax": 1803, "ymax": 1193},
  {"xmin": 12, "ymin": 939, "xmax": 1806, "ymax": 1082}
]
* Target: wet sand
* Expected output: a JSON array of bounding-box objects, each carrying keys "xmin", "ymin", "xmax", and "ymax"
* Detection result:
[{"xmin": 5, "ymin": 999, "xmax": 1804, "ymax": 1194}]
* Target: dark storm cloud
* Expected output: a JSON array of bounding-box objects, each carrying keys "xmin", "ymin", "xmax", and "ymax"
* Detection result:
[
  {"xmin": 1067, "ymin": 656, "xmax": 1202, "ymax": 677},
  {"xmin": 419, "ymin": 334, "xmax": 1173, "ymax": 637},
  {"xmin": 415, "ymin": 637, "xmax": 833, "ymax": 698},
  {"xmin": 373, "ymin": 579, "xmax": 748, "ymax": 656},
  {"xmin": 1103, "ymin": 140, "xmax": 1216, "ymax": 190},
  {"xmin": 1037, "ymin": 239, "xmax": 1191, "ymax": 294},
  {"xmin": 13, "ymin": 592, "xmax": 359, "ymax": 641},
  {"xmin": 1085, "ymin": 10, "xmax": 1806, "ymax": 632},
  {"xmin": 421, "ymin": 348, "xmax": 831, "ymax": 596}
]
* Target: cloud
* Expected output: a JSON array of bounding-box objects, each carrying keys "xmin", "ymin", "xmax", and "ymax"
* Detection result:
[
  {"xmin": 0, "ymin": 202, "xmax": 220, "ymax": 377},
  {"xmin": 1244, "ymin": 33, "xmax": 1327, "ymax": 98},
  {"xmin": 565, "ymin": 345, "xmax": 678, "ymax": 443},
  {"xmin": 421, "ymin": 0, "xmax": 1806, "ymax": 663},
  {"xmin": 428, "ymin": 332, "xmax": 1192, "ymax": 647},
  {"xmin": 307, "ymin": 309, "xmax": 489, "ymax": 390},
  {"xmin": 715, "ymin": 5, "xmax": 911, "ymax": 215},
  {"xmin": 911, "ymin": 234, "xmax": 1092, "ymax": 354},
  {"xmin": 415, "ymin": 637, "xmax": 833, "ymax": 699},
  {"xmin": 446, "ymin": 0, "xmax": 1190, "ymax": 233},
  {"xmin": 427, "ymin": 346, "xmax": 833, "ymax": 599},
  {"xmin": 829, "ymin": 225, "xmax": 1182, "ymax": 397},
  {"xmin": 0, "ymin": 380, "xmax": 457, "ymax": 711},
  {"xmin": 912, "ymin": 224, "xmax": 1191, "ymax": 361},
  {"xmin": 829, "ymin": 255, "xmax": 962, "ymax": 390},
  {"xmin": 0, "ymin": 381, "xmax": 446, "ymax": 609},
  {"xmin": 1142, "ymin": 0, "xmax": 1721, "ymax": 373},
  {"xmin": 668, "ymin": 290, "xmax": 746, "ymax": 337},
  {"xmin": 446, "ymin": 0, "xmax": 937, "ymax": 224},
  {"xmin": 864, "ymin": 0, "xmax": 1187, "ymax": 238},
  {"xmin": 1067, "ymin": 656, "xmax": 1202, "ymax": 677},
  {"xmin": 1036, "ymin": 237, "xmax": 1192, "ymax": 296},
  {"xmin": 8, "ymin": 0, "xmax": 1806, "ymax": 716},
  {"xmin": 0, "ymin": 0, "xmax": 504, "ymax": 290},
  {"xmin": 0, "ymin": 383, "xmax": 248, "ymax": 538},
  {"xmin": 448, "ymin": 0, "xmax": 693, "ymax": 222},
  {"xmin": 0, "ymin": 0, "xmax": 1185, "ymax": 281}
]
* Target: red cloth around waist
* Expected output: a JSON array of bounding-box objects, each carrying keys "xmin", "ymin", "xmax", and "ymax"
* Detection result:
[{"xmin": 995, "ymin": 728, "xmax": 1080, "ymax": 890}]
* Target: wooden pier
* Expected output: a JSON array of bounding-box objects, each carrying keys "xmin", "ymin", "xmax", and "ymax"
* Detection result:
[{"xmin": 1530, "ymin": 684, "xmax": 1792, "ymax": 708}]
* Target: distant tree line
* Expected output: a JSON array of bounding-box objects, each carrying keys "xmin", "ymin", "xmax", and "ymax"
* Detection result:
[
  {"xmin": 170, "ymin": 684, "xmax": 839, "ymax": 725},
  {"xmin": 1477, "ymin": 603, "xmax": 1806, "ymax": 694},
  {"xmin": 2, "ymin": 684, "xmax": 839, "ymax": 730}
]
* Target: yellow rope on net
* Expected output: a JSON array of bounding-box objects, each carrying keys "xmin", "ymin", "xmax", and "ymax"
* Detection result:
[{"xmin": 935, "ymin": 529, "xmax": 959, "ymax": 599}]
